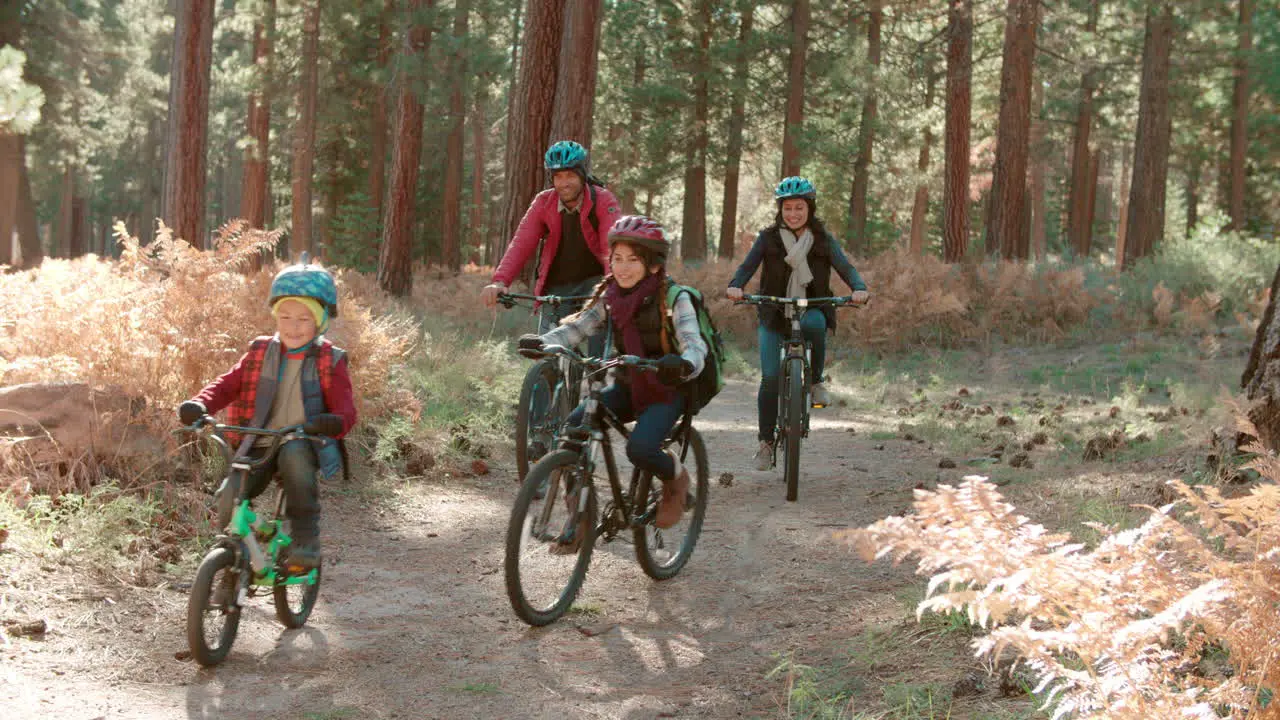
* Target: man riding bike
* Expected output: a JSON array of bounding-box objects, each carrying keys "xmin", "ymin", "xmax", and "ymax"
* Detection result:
[{"xmin": 481, "ymin": 140, "xmax": 623, "ymax": 345}]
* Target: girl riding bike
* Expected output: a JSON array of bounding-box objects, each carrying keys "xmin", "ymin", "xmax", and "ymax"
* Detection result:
[
  {"xmin": 725, "ymin": 176, "xmax": 870, "ymax": 471},
  {"xmin": 518, "ymin": 215, "xmax": 708, "ymax": 541}
]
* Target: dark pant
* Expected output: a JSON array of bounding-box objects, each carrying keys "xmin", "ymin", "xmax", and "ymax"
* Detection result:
[
  {"xmin": 540, "ymin": 276, "xmax": 606, "ymax": 359},
  {"xmin": 757, "ymin": 309, "xmax": 827, "ymax": 442},
  {"xmin": 244, "ymin": 439, "xmax": 321, "ymax": 544},
  {"xmin": 567, "ymin": 384, "xmax": 685, "ymax": 482}
]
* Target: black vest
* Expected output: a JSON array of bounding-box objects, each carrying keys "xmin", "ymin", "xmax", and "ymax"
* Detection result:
[
  {"xmin": 757, "ymin": 227, "xmax": 837, "ymax": 335},
  {"xmin": 609, "ymin": 282, "xmax": 669, "ymax": 358}
]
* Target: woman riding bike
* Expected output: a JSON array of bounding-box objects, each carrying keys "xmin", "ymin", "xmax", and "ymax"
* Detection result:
[
  {"xmin": 518, "ymin": 215, "xmax": 708, "ymax": 543},
  {"xmin": 725, "ymin": 176, "xmax": 871, "ymax": 471}
]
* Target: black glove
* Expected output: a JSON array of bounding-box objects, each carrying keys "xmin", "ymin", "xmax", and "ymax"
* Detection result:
[
  {"xmin": 303, "ymin": 413, "xmax": 345, "ymax": 438},
  {"xmin": 655, "ymin": 354, "xmax": 694, "ymax": 386},
  {"xmin": 178, "ymin": 400, "xmax": 207, "ymax": 426},
  {"xmin": 517, "ymin": 334, "xmax": 545, "ymax": 357}
]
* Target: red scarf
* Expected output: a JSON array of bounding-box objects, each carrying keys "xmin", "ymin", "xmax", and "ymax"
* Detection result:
[{"xmin": 605, "ymin": 272, "xmax": 674, "ymax": 412}]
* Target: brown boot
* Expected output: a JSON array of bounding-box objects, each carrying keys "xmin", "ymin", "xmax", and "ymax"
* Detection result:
[{"xmin": 655, "ymin": 451, "xmax": 689, "ymax": 529}]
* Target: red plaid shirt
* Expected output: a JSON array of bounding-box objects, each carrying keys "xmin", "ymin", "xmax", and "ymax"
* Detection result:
[{"xmin": 194, "ymin": 336, "xmax": 357, "ymax": 445}]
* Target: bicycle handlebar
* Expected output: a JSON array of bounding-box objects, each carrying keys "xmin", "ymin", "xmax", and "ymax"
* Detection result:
[
  {"xmin": 497, "ymin": 292, "xmax": 593, "ymax": 309},
  {"xmin": 734, "ymin": 294, "xmax": 864, "ymax": 308},
  {"xmin": 519, "ymin": 344, "xmax": 660, "ymax": 373},
  {"xmin": 178, "ymin": 418, "xmax": 327, "ymax": 468}
]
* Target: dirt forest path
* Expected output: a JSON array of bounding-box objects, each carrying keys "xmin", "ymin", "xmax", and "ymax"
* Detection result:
[{"xmin": 6, "ymin": 378, "xmax": 955, "ymax": 720}]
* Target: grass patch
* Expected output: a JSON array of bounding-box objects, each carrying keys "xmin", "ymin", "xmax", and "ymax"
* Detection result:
[
  {"xmin": 448, "ymin": 681, "xmax": 501, "ymax": 695},
  {"xmin": 567, "ymin": 601, "xmax": 605, "ymax": 619},
  {"xmin": 302, "ymin": 709, "xmax": 363, "ymax": 720}
]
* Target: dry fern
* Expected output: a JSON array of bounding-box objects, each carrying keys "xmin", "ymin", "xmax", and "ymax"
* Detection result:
[{"xmin": 845, "ymin": 474, "xmax": 1280, "ymax": 719}]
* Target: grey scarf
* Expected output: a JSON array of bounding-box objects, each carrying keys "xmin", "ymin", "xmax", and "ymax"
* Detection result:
[{"xmin": 779, "ymin": 227, "xmax": 815, "ymax": 303}]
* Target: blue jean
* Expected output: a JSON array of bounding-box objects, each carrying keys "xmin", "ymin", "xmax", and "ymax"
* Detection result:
[
  {"xmin": 757, "ymin": 309, "xmax": 827, "ymax": 442},
  {"xmin": 567, "ymin": 384, "xmax": 686, "ymax": 482}
]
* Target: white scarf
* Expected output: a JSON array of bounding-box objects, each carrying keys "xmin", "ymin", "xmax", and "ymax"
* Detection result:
[{"xmin": 779, "ymin": 227, "xmax": 814, "ymax": 302}]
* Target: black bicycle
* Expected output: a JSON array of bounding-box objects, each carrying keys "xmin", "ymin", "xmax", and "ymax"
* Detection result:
[
  {"xmin": 497, "ymin": 292, "xmax": 594, "ymax": 483},
  {"xmin": 736, "ymin": 294, "xmax": 859, "ymax": 502},
  {"xmin": 180, "ymin": 418, "xmax": 335, "ymax": 666},
  {"xmin": 504, "ymin": 345, "xmax": 710, "ymax": 626}
]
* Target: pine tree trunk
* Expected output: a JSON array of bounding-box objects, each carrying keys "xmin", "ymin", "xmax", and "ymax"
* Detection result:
[
  {"xmin": 680, "ymin": 0, "xmax": 711, "ymax": 262},
  {"xmin": 16, "ymin": 144, "xmax": 39, "ymax": 266},
  {"xmin": 470, "ymin": 71, "xmax": 489, "ymax": 266},
  {"xmin": 780, "ymin": 0, "xmax": 809, "ymax": 177},
  {"xmin": 1067, "ymin": 0, "xmax": 1099, "ymax": 257},
  {"xmin": 1030, "ymin": 77, "xmax": 1047, "ymax": 260},
  {"xmin": 0, "ymin": 134, "xmax": 17, "ymax": 265},
  {"xmin": 848, "ymin": 0, "xmax": 882, "ymax": 256},
  {"xmin": 441, "ymin": 0, "xmax": 470, "ymax": 274},
  {"xmin": 290, "ymin": 0, "xmax": 321, "ymax": 257},
  {"xmin": 1122, "ymin": 4, "xmax": 1175, "ymax": 270},
  {"xmin": 908, "ymin": 70, "xmax": 936, "ymax": 257},
  {"xmin": 1085, "ymin": 148, "xmax": 1099, "ymax": 251},
  {"xmin": 498, "ymin": 0, "xmax": 564, "ymax": 260},
  {"xmin": 162, "ymin": 0, "xmax": 215, "ymax": 249},
  {"xmin": 943, "ymin": 0, "xmax": 972, "ymax": 263},
  {"xmin": 549, "ymin": 0, "xmax": 602, "ymax": 146},
  {"xmin": 1186, "ymin": 156, "xmax": 1202, "ymax": 237},
  {"xmin": 1115, "ymin": 144, "xmax": 1131, "ymax": 268},
  {"xmin": 984, "ymin": 0, "xmax": 1038, "ymax": 261},
  {"xmin": 1229, "ymin": 0, "xmax": 1252, "ymax": 231},
  {"xmin": 240, "ymin": 0, "xmax": 274, "ymax": 229},
  {"xmin": 378, "ymin": 0, "xmax": 435, "ymax": 295},
  {"xmin": 719, "ymin": 2, "xmax": 754, "ymax": 260},
  {"xmin": 621, "ymin": 46, "xmax": 645, "ymax": 215},
  {"xmin": 1240, "ymin": 263, "xmax": 1280, "ymax": 451}
]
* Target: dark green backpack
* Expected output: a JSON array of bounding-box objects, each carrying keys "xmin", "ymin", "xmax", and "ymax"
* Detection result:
[{"xmin": 662, "ymin": 283, "xmax": 726, "ymax": 414}]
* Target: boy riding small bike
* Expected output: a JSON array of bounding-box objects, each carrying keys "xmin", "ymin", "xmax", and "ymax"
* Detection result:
[{"xmin": 178, "ymin": 260, "xmax": 356, "ymax": 570}]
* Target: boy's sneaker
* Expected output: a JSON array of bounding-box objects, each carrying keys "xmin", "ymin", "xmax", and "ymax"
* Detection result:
[
  {"xmin": 754, "ymin": 440, "xmax": 774, "ymax": 471},
  {"xmin": 655, "ymin": 450, "xmax": 689, "ymax": 529},
  {"xmin": 811, "ymin": 382, "xmax": 832, "ymax": 408},
  {"xmin": 286, "ymin": 540, "xmax": 321, "ymax": 570}
]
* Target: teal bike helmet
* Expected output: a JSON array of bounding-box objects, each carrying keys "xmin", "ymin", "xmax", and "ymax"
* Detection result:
[
  {"xmin": 268, "ymin": 255, "xmax": 339, "ymax": 319},
  {"xmin": 544, "ymin": 140, "xmax": 590, "ymax": 174},
  {"xmin": 775, "ymin": 176, "xmax": 817, "ymax": 201}
]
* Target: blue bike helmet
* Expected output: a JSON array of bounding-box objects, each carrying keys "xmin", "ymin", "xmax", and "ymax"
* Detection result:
[
  {"xmin": 268, "ymin": 256, "xmax": 339, "ymax": 319},
  {"xmin": 544, "ymin": 140, "xmax": 590, "ymax": 174},
  {"xmin": 775, "ymin": 176, "xmax": 817, "ymax": 201}
]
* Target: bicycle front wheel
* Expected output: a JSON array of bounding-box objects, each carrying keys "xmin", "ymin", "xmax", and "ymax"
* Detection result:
[
  {"xmin": 634, "ymin": 427, "xmax": 710, "ymax": 580},
  {"xmin": 187, "ymin": 546, "xmax": 243, "ymax": 667},
  {"xmin": 504, "ymin": 449, "xmax": 597, "ymax": 626},
  {"xmin": 782, "ymin": 357, "xmax": 806, "ymax": 502},
  {"xmin": 515, "ymin": 359, "xmax": 562, "ymax": 482}
]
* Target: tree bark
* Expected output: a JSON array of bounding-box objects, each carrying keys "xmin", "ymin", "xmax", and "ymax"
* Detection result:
[
  {"xmin": 1067, "ymin": 0, "xmax": 1099, "ymax": 257},
  {"xmin": 549, "ymin": 0, "xmax": 602, "ymax": 147},
  {"xmin": 240, "ymin": 0, "xmax": 274, "ymax": 229},
  {"xmin": 378, "ymin": 0, "xmax": 435, "ymax": 295},
  {"xmin": 1029, "ymin": 77, "xmax": 1047, "ymax": 260},
  {"xmin": 908, "ymin": 70, "xmax": 936, "ymax": 257},
  {"xmin": 0, "ymin": 134, "xmax": 17, "ymax": 265},
  {"xmin": 370, "ymin": 0, "xmax": 394, "ymax": 226},
  {"xmin": 848, "ymin": 0, "xmax": 882, "ymax": 256},
  {"xmin": 1122, "ymin": 4, "xmax": 1175, "ymax": 270},
  {"xmin": 719, "ymin": 2, "xmax": 754, "ymax": 260},
  {"xmin": 470, "ymin": 69, "xmax": 489, "ymax": 265},
  {"xmin": 680, "ymin": 0, "xmax": 711, "ymax": 262},
  {"xmin": 1084, "ymin": 148, "xmax": 1099, "ymax": 253},
  {"xmin": 984, "ymin": 0, "xmax": 1038, "ymax": 261},
  {"xmin": 943, "ymin": 0, "xmax": 972, "ymax": 263},
  {"xmin": 290, "ymin": 0, "xmax": 321, "ymax": 257},
  {"xmin": 498, "ymin": 0, "xmax": 564, "ymax": 260},
  {"xmin": 1229, "ymin": 0, "xmax": 1252, "ymax": 231},
  {"xmin": 780, "ymin": 0, "xmax": 809, "ymax": 177},
  {"xmin": 441, "ymin": 0, "xmax": 470, "ymax": 273},
  {"xmin": 1240, "ymin": 263, "xmax": 1280, "ymax": 451},
  {"xmin": 162, "ymin": 0, "xmax": 215, "ymax": 249}
]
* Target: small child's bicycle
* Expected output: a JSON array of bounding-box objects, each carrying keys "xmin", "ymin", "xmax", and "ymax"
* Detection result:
[{"xmin": 180, "ymin": 418, "xmax": 328, "ymax": 666}]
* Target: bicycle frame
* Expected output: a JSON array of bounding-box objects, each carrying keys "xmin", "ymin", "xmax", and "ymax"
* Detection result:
[
  {"xmin": 531, "ymin": 346, "xmax": 692, "ymax": 541},
  {"xmin": 192, "ymin": 422, "xmax": 321, "ymax": 592}
]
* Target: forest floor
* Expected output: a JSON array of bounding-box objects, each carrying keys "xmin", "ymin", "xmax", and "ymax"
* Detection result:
[{"xmin": 0, "ymin": 327, "xmax": 1247, "ymax": 720}]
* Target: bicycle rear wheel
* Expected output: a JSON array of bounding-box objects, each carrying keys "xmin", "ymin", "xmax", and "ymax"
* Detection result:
[
  {"xmin": 504, "ymin": 449, "xmax": 597, "ymax": 626},
  {"xmin": 515, "ymin": 359, "xmax": 562, "ymax": 482},
  {"xmin": 634, "ymin": 427, "xmax": 710, "ymax": 580},
  {"xmin": 782, "ymin": 357, "xmax": 806, "ymax": 502}
]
